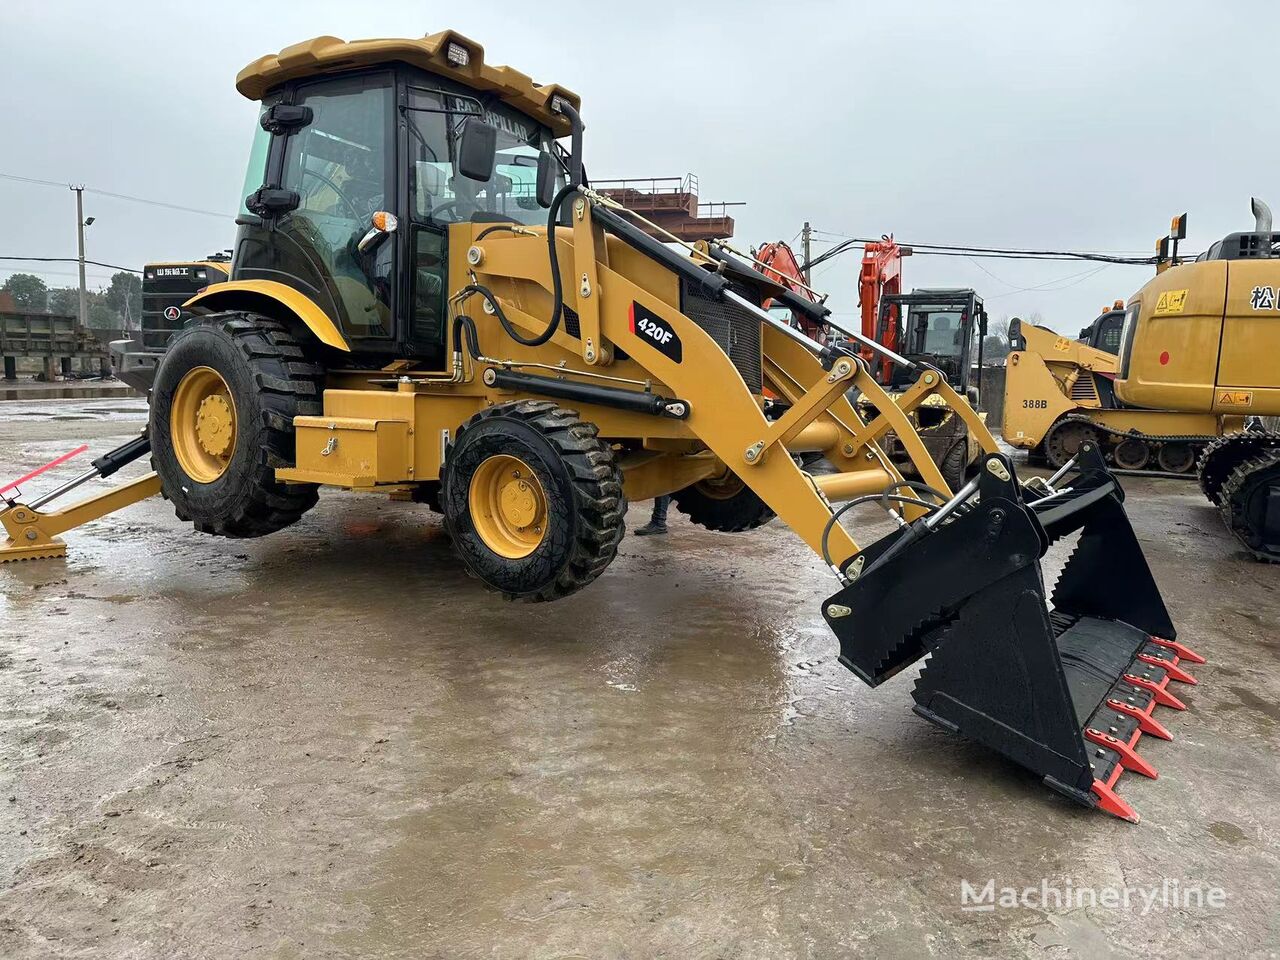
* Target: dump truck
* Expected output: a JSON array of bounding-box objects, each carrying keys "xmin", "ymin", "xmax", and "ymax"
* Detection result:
[
  {"xmin": 1, "ymin": 31, "xmax": 1205, "ymax": 821},
  {"xmin": 1117, "ymin": 199, "xmax": 1280, "ymax": 559},
  {"xmin": 1003, "ymin": 308, "xmax": 1245, "ymax": 472},
  {"xmin": 111, "ymin": 256, "xmax": 232, "ymax": 391}
]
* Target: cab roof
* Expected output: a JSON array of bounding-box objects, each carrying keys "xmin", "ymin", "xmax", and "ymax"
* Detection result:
[{"xmin": 235, "ymin": 30, "xmax": 581, "ymax": 136}]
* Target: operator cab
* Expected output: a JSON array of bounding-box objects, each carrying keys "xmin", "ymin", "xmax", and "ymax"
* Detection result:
[
  {"xmin": 232, "ymin": 37, "xmax": 573, "ymax": 367},
  {"xmin": 1078, "ymin": 303, "xmax": 1125, "ymax": 354},
  {"xmin": 875, "ymin": 288, "xmax": 987, "ymax": 399}
]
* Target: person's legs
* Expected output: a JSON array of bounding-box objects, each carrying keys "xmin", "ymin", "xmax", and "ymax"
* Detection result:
[{"xmin": 634, "ymin": 494, "xmax": 671, "ymax": 536}]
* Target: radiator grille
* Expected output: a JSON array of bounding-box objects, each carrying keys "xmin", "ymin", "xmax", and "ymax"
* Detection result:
[
  {"xmin": 1069, "ymin": 372, "xmax": 1098, "ymax": 402},
  {"xmin": 679, "ymin": 279, "xmax": 763, "ymax": 392}
]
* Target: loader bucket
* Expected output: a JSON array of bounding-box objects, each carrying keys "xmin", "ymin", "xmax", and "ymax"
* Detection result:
[{"xmin": 822, "ymin": 443, "xmax": 1202, "ymax": 822}]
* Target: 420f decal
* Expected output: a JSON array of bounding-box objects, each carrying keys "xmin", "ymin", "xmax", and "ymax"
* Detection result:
[{"xmin": 629, "ymin": 302, "xmax": 682, "ymax": 362}]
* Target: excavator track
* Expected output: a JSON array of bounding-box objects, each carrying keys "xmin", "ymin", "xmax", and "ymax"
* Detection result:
[
  {"xmin": 1196, "ymin": 430, "xmax": 1280, "ymax": 504},
  {"xmin": 1216, "ymin": 443, "xmax": 1280, "ymax": 562},
  {"xmin": 1044, "ymin": 414, "xmax": 1222, "ymax": 478}
]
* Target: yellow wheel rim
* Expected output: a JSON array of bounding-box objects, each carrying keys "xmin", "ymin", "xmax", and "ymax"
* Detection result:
[
  {"xmin": 170, "ymin": 366, "xmax": 237, "ymax": 483},
  {"xmin": 695, "ymin": 469, "xmax": 745, "ymax": 501},
  {"xmin": 468, "ymin": 454, "xmax": 548, "ymax": 559}
]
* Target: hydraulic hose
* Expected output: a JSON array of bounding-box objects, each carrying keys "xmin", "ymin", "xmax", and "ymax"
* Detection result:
[
  {"xmin": 821, "ymin": 492, "xmax": 940, "ymax": 572},
  {"xmin": 466, "ymin": 183, "xmax": 578, "ymax": 349}
]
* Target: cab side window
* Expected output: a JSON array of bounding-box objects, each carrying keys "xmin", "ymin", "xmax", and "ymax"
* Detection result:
[{"xmin": 279, "ymin": 73, "xmax": 394, "ymax": 339}]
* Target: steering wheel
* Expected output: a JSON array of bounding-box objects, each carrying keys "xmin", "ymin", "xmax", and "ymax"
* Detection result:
[
  {"xmin": 428, "ymin": 200, "xmax": 460, "ymax": 222},
  {"xmin": 301, "ymin": 168, "xmax": 362, "ymax": 220}
]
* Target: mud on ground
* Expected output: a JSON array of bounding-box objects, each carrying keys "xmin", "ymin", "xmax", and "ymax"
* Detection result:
[{"xmin": 2, "ymin": 399, "xmax": 1278, "ymax": 958}]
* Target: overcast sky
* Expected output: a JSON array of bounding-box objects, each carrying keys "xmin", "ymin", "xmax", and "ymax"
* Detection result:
[{"xmin": 2, "ymin": 1, "xmax": 1275, "ymax": 331}]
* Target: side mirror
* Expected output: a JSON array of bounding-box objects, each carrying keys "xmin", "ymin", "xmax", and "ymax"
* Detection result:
[
  {"xmin": 456, "ymin": 119, "xmax": 497, "ymax": 182},
  {"xmin": 535, "ymin": 151, "xmax": 557, "ymax": 208}
]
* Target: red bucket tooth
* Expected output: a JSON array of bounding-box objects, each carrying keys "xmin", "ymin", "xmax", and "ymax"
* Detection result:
[
  {"xmin": 1091, "ymin": 772, "xmax": 1140, "ymax": 824},
  {"xmin": 1085, "ymin": 727, "xmax": 1158, "ymax": 779},
  {"xmin": 1123, "ymin": 672, "xmax": 1187, "ymax": 711},
  {"xmin": 1149, "ymin": 636, "xmax": 1207, "ymax": 665},
  {"xmin": 1138, "ymin": 652, "xmax": 1198, "ymax": 685},
  {"xmin": 1107, "ymin": 697, "xmax": 1173, "ymax": 740}
]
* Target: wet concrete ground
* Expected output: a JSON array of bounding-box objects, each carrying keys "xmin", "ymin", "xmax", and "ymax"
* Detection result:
[{"xmin": 1, "ymin": 398, "xmax": 1278, "ymax": 959}]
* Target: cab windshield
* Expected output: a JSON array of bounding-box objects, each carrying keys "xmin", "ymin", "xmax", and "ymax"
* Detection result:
[
  {"xmin": 406, "ymin": 84, "xmax": 561, "ymax": 225},
  {"xmin": 898, "ymin": 305, "xmax": 972, "ymax": 386},
  {"xmin": 904, "ymin": 307, "xmax": 968, "ymax": 360}
]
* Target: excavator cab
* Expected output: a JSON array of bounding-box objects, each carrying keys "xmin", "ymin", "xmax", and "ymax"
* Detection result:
[
  {"xmin": 1, "ymin": 30, "xmax": 1204, "ymax": 823},
  {"xmin": 1118, "ymin": 199, "xmax": 1280, "ymax": 558},
  {"xmin": 874, "ymin": 289, "xmax": 986, "ymax": 396}
]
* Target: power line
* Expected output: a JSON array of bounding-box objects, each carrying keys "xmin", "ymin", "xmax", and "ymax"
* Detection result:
[
  {"xmin": 802, "ymin": 231, "xmax": 1175, "ymax": 269},
  {"xmin": 0, "ymin": 266, "xmax": 120, "ymax": 282},
  {"xmin": 0, "ymin": 255, "xmax": 141, "ymax": 274},
  {"xmin": 809, "ymin": 227, "xmax": 1158, "ymax": 258},
  {"xmin": 0, "ymin": 172, "xmax": 235, "ymax": 220}
]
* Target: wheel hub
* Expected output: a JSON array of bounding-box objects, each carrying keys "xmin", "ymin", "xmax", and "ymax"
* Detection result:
[
  {"xmin": 195, "ymin": 395, "xmax": 234, "ymax": 458},
  {"xmin": 499, "ymin": 477, "xmax": 539, "ymax": 528},
  {"xmin": 469, "ymin": 455, "xmax": 547, "ymax": 558},
  {"xmin": 169, "ymin": 365, "xmax": 237, "ymax": 484}
]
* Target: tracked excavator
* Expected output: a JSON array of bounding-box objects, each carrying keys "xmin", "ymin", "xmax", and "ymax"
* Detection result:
[
  {"xmin": 1, "ymin": 31, "xmax": 1206, "ymax": 821},
  {"xmin": 1003, "ymin": 307, "xmax": 1246, "ymax": 473},
  {"xmin": 1117, "ymin": 199, "xmax": 1280, "ymax": 560}
]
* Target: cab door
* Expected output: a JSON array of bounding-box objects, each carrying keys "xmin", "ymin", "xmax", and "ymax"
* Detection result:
[{"xmin": 274, "ymin": 72, "xmax": 397, "ymax": 350}]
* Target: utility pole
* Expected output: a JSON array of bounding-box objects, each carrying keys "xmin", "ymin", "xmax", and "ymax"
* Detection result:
[
  {"xmin": 801, "ymin": 221, "xmax": 812, "ymax": 286},
  {"xmin": 71, "ymin": 185, "xmax": 88, "ymax": 328}
]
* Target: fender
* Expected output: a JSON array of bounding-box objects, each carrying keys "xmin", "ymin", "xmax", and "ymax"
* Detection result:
[{"xmin": 183, "ymin": 280, "xmax": 350, "ymax": 352}]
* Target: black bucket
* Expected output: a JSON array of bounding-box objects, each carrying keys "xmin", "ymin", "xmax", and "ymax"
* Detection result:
[{"xmin": 822, "ymin": 443, "xmax": 1203, "ymax": 822}]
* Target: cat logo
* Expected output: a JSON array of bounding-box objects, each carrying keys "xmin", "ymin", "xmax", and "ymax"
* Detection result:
[
  {"xmin": 1153, "ymin": 289, "xmax": 1188, "ymax": 316},
  {"xmin": 1217, "ymin": 390, "xmax": 1253, "ymax": 408}
]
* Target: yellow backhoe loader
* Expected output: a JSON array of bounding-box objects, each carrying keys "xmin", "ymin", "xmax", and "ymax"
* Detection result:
[
  {"xmin": 1117, "ymin": 199, "xmax": 1280, "ymax": 560},
  {"xmin": 1003, "ymin": 307, "xmax": 1245, "ymax": 473},
  {"xmin": 1, "ymin": 31, "xmax": 1207, "ymax": 821}
]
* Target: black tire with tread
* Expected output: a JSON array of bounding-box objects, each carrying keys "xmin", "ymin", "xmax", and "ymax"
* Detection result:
[
  {"xmin": 672, "ymin": 471, "xmax": 775, "ymax": 533},
  {"xmin": 150, "ymin": 312, "xmax": 323, "ymax": 538},
  {"xmin": 441, "ymin": 400, "xmax": 625, "ymax": 601},
  {"xmin": 939, "ymin": 440, "xmax": 967, "ymax": 492}
]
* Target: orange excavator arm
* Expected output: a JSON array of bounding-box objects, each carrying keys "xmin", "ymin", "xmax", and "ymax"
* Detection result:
[
  {"xmin": 753, "ymin": 240, "xmax": 825, "ymax": 340},
  {"xmin": 859, "ymin": 235, "xmax": 908, "ymax": 355}
]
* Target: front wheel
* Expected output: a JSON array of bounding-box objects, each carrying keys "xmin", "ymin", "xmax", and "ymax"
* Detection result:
[
  {"xmin": 441, "ymin": 401, "xmax": 625, "ymax": 601},
  {"xmin": 149, "ymin": 312, "xmax": 324, "ymax": 538}
]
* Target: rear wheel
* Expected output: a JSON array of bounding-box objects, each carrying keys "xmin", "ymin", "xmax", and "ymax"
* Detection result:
[
  {"xmin": 150, "ymin": 312, "xmax": 323, "ymax": 537},
  {"xmin": 442, "ymin": 401, "xmax": 625, "ymax": 600},
  {"xmin": 672, "ymin": 469, "xmax": 775, "ymax": 532}
]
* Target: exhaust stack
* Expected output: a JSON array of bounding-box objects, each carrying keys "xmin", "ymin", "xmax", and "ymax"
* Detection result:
[{"xmin": 1251, "ymin": 197, "xmax": 1273, "ymax": 234}]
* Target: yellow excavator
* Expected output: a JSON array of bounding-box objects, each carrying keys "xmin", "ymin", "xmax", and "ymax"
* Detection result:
[
  {"xmin": 1003, "ymin": 305, "xmax": 1245, "ymax": 473},
  {"xmin": 0, "ymin": 31, "xmax": 1207, "ymax": 821},
  {"xmin": 1117, "ymin": 199, "xmax": 1280, "ymax": 560}
]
